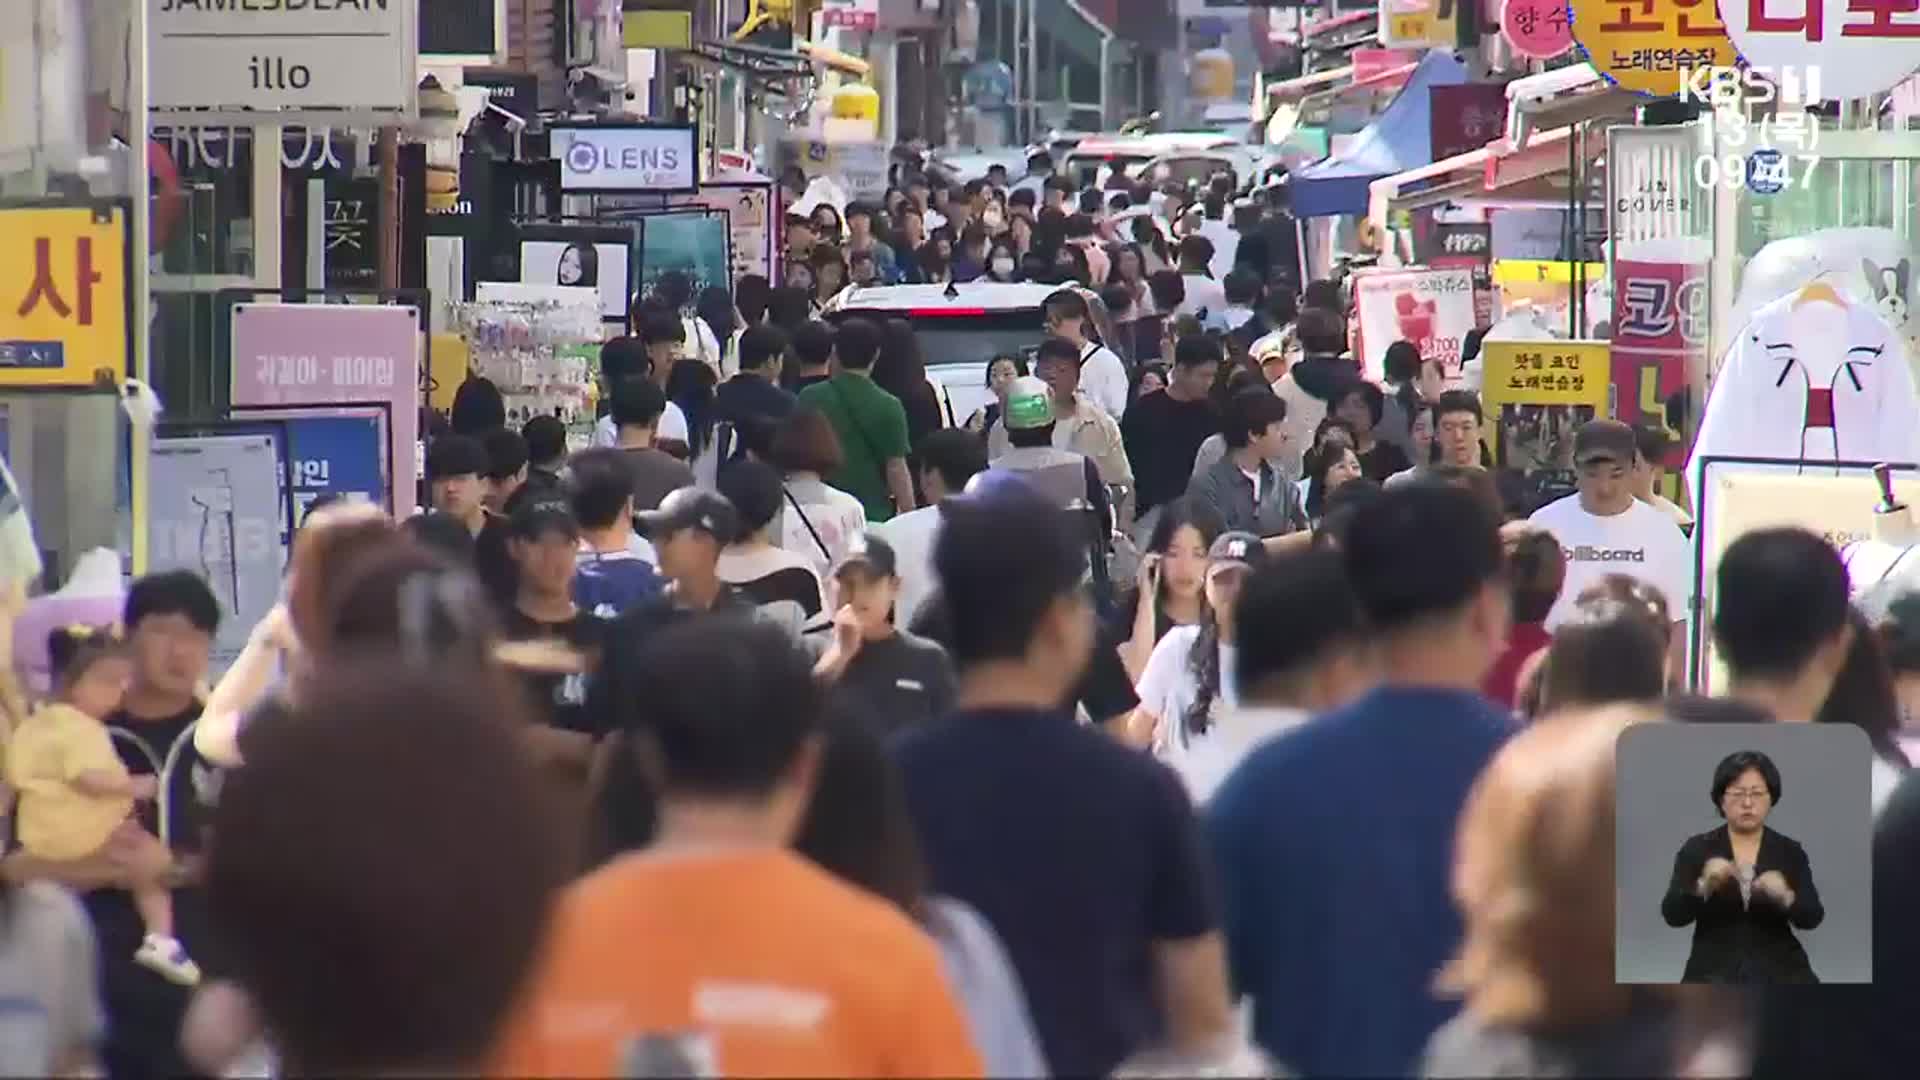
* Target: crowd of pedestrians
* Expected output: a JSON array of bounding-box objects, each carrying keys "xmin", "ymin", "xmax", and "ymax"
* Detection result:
[{"xmin": 6, "ymin": 154, "xmax": 1920, "ymax": 1080}]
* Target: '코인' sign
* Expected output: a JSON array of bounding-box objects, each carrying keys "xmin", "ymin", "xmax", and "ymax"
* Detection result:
[
  {"xmin": 0, "ymin": 204, "xmax": 132, "ymax": 387},
  {"xmin": 1501, "ymin": 0, "xmax": 1575, "ymax": 58},
  {"xmin": 1571, "ymin": 0, "xmax": 1737, "ymax": 97},
  {"xmin": 550, "ymin": 124, "xmax": 699, "ymax": 194},
  {"xmin": 1719, "ymin": 0, "xmax": 1920, "ymax": 103},
  {"xmin": 1352, "ymin": 267, "xmax": 1478, "ymax": 381}
]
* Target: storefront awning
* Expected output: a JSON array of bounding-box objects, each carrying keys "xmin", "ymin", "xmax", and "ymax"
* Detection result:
[
  {"xmin": 1289, "ymin": 49, "xmax": 1469, "ymax": 219},
  {"xmin": 1268, "ymin": 65, "xmax": 1355, "ymax": 100},
  {"xmin": 1367, "ymin": 123, "xmax": 1611, "ymax": 230}
]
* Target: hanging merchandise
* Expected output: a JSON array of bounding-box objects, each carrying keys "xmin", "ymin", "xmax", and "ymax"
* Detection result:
[
  {"xmin": 448, "ymin": 294, "xmax": 604, "ymax": 439},
  {"xmin": 1689, "ymin": 284, "xmax": 1920, "ymax": 502}
]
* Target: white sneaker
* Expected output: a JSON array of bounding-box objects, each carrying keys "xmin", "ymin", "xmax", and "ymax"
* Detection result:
[{"xmin": 135, "ymin": 934, "xmax": 203, "ymax": 986}]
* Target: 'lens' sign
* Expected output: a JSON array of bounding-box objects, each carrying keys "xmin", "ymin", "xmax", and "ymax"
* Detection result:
[{"xmin": 550, "ymin": 125, "xmax": 700, "ymax": 194}]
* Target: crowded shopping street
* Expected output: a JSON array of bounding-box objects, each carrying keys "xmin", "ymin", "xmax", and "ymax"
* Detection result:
[{"xmin": 8, "ymin": 0, "xmax": 1920, "ymax": 1075}]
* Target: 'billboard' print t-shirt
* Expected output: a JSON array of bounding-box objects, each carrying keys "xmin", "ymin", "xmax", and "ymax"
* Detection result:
[{"xmin": 1527, "ymin": 495, "xmax": 1692, "ymax": 631}]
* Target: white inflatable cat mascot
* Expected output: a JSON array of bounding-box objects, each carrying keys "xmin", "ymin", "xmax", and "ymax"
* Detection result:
[{"xmin": 1728, "ymin": 227, "xmax": 1919, "ymax": 373}]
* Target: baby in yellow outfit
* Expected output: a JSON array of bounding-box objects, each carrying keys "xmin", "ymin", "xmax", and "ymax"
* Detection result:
[{"xmin": 6, "ymin": 626, "xmax": 200, "ymax": 984}]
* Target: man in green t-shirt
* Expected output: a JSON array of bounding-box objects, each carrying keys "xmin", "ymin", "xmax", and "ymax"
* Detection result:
[{"xmin": 796, "ymin": 317, "xmax": 917, "ymax": 521}]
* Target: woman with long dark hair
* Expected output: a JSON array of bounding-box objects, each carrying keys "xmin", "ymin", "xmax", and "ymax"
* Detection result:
[
  {"xmin": 793, "ymin": 717, "xmax": 1047, "ymax": 1076},
  {"xmin": 1115, "ymin": 497, "xmax": 1223, "ymax": 683},
  {"xmin": 873, "ymin": 318, "xmax": 948, "ymax": 449},
  {"xmin": 666, "ymin": 357, "xmax": 719, "ymax": 459},
  {"xmin": 1815, "ymin": 607, "xmax": 1910, "ymax": 813},
  {"xmin": 1128, "ymin": 532, "xmax": 1260, "ymax": 793},
  {"xmin": 695, "ymin": 286, "xmax": 736, "ymax": 363},
  {"xmin": 555, "ymin": 242, "xmax": 598, "ymax": 289}
]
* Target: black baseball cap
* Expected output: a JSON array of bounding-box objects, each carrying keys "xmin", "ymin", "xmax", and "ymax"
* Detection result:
[
  {"xmin": 1208, "ymin": 531, "xmax": 1269, "ymax": 576},
  {"xmin": 508, "ymin": 498, "xmax": 580, "ymax": 542},
  {"xmin": 1573, "ymin": 419, "xmax": 1638, "ymax": 467},
  {"xmin": 832, "ymin": 533, "xmax": 899, "ymax": 580},
  {"xmin": 634, "ymin": 486, "xmax": 739, "ymax": 545}
]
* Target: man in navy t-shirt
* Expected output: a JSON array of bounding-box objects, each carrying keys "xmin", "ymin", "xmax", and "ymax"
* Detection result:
[
  {"xmin": 1207, "ymin": 484, "xmax": 1516, "ymax": 1077},
  {"xmin": 893, "ymin": 484, "xmax": 1231, "ymax": 1076}
]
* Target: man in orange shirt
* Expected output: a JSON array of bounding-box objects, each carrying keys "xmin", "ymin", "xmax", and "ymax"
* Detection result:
[{"xmin": 492, "ymin": 616, "xmax": 984, "ymax": 1079}]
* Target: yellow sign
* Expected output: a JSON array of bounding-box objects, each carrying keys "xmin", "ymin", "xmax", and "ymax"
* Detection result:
[
  {"xmin": 1483, "ymin": 340, "xmax": 1611, "ymax": 407},
  {"xmin": 1380, "ymin": 0, "xmax": 1455, "ymax": 48},
  {"xmin": 1491, "ymin": 260, "xmax": 1607, "ymax": 285},
  {"xmin": 1570, "ymin": 0, "xmax": 1736, "ymax": 97},
  {"xmin": 0, "ymin": 204, "xmax": 130, "ymax": 387},
  {"xmin": 624, "ymin": 10, "xmax": 693, "ymax": 49}
]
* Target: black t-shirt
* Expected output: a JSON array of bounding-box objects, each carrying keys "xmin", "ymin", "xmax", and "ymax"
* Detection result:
[
  {"xmin": 588, "ymin": 587, "xmax": 757, "ymax": 733},
  {"xmin": 474, "ymin": 512, "xmax": 518, "ymax": 613},
  {"xmin": 503, "ymin": 607, "xmax": 608, "ymax": 736},
  {"xmin": 905, "ymin": 590, "xmax": 1135, "ymax": 724},
  {"xmin": 1122, "ymin": 391, "xmax": 1220, "ymax": 514},
  {"xmin": 832, "ymin": 631, "xmax": 956, "ymax": 739},
  {"xmin": 712, "ymin": 375, "xmax": 797, "ymax": 445},
  {"xmin": 732, "ymin": 565, "xmax": 824, "ymax": 621},
  {"xmin": 89, "ymin": 701, "xmax": 219, "ymax": 1079},
  {"xmin": 893, "ymin": 707, "xmax": 1218, "ymax": 1076}
]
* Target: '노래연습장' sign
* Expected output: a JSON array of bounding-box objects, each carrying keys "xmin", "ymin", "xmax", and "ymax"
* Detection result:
[
  {"xmin": 1483, "ymin": 340, "xmax": 1613, "ymax": 407},
  {"xmin": 230, "ymin": 302, "xmax": 420, "ymax": 516},
  {"xmin": 1571, "ymin": 0, "xmax": 1737, "ymax": 97},
  {"xmin": 0, "ymin": 204, "xmax": 132, "ymax": 387}
]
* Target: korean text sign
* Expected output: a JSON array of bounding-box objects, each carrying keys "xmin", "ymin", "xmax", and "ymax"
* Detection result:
[
  {"xmin": 1353, "ymin": 268, "xmax": 1478, "ymax": 381},
  {"xmin": 1483, "ymin": 340, "xmax": 1613, "ymax": 407},
  {"xmin": 230, "ymin": 303, "xmax": 420, "ymax": 516},
  {"xmin": 1610, "ymin": 259, "xmax": 1705, "ymax": 455},
  {"xmin": 1719, "ymin": 0, "xmax": 1920, "ymax": 102},
  {"xmin": 0, "ymin": 205, "xmax": 132, "ymax": 387},
  {"xmin": 1571, "ymin": 0, "xmax": 1737, "ymax": 96}
]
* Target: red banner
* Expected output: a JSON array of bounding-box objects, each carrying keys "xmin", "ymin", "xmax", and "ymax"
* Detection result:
[
  {"xmin": 1609, "ymin": 259, "xmax": 1707, "ymax": 466},
  {"xmin": 1428, "ymin": 83, "xmax": 1510, "ymax": 161}
]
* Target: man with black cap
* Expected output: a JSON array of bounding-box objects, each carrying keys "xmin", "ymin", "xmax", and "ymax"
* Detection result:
[
  {"xmin": 426, "ymin": 433, "xmax": 516, "ymax": 609},
  {"xmin": 501, "ymin": 497, "xmax": 603, "ymax": 738},
  {"xmin": 615, "ymin": 486, "xmax": 758, "ymax": 642},
  {"xmin": 1527, "ymin": 418, "xmax": 1690, "ymax": 655},
  {"xmin": 811, "ymin": 533, "xmax": 956, "ymax": 738}
]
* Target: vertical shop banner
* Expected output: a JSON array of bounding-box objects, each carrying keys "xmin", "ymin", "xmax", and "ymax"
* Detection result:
[
  {"xmin": 666, "ymin": 184, "xmax": 775, "ymax": 284},
  {"xmin": 150, "ymin": 432, "xmax": 287, "ymax": 672},
  {"xmin": 0, "ymin": 204, "xmax": 133, "ymax": 387},
  {"xmin": 1429, "ymin": 222, "xmax": 1494, "ymax": 328},
  {"xmin": 1353, "ymin": 268, "xmax": 1478, "ymax": 380},
  {"xmin": 1480, "ymin": 340, "xmax": 1613, "ymax": 486},
  {"xmin": 1610, "ymin": 258, "xmax": 1707, "ymax": 464},
  {"xmin": 1429, "ymin": 84, "xmax": 1510, "ymax": 161},
  {"xmin": 230, "ymin": 304, "xmax": 421, "ymax": 516}
]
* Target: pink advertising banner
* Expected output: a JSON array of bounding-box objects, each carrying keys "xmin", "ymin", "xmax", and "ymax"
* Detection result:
[{"xmin": 230, "ymin": 303, "xmax": 421, "ymax": 516}]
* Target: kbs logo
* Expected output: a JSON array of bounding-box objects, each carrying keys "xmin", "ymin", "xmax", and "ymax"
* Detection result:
[
  {"xmin": 1570, "ymin": 545, "xmax": 1648, "ymax": 563},
  {"xmin": 1678, "ymin": 65, "xmax": 1822, "ymax": 195}
]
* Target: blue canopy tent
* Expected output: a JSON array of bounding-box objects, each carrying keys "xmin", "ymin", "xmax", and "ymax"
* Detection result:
[{"xmin": 1289, "ymin": 50, "xmax": 1471, "ymax": 219}]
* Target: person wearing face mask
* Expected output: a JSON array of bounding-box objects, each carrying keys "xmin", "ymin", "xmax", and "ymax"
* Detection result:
[{"xmin": 985, "ymin": 241, "xmax": 1019, "ymax": 283}]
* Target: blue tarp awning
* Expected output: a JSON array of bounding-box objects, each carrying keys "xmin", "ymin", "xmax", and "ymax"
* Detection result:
[{"xmin": 1289, "ymin": 50, "xmax": 1470, "ymax": 219}]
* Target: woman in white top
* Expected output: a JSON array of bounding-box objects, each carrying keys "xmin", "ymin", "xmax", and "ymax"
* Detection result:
[
  {"xmin": 1130, "ymin": 532, "xmax": 1262, "ymax": 801},
  {"xmin": 768, "ymin": 406, "xmax": 870, "ymax": 580}
]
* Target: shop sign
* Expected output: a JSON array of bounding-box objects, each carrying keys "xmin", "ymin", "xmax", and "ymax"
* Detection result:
[
  {"xmin": 551, "ymin": 125, "xmax": 699, "ymax": 194},
  {"xmin": 1570, "ymin": 0, "xmax": 1737, "ymax": 97},
  {"xmin": 1429, "ymin": 84, "xmax": 1509, "ymax": 161},
  {"xmin": 0, "ymin": 205, "xmax": 131, "ymax": 388},
  {"xmin": 1609, "ymin": 258, "xmax": 1704, "ymax": 462},
  {"xmin": 153, "ymin": 126, "xmax": 352, "ymax": 175},
  {"xmin": 1719, "ymin": 0, "xmax": 1920, "ymax": 103},
  {"xmin": 1429, "ymin": 223, "xmax": 1494, "ymax": 327},
  {"xmin": 230, "ymin": 303, "xmax": 421, "ymax": 516},
  {"xmin": 151, "ymin": 0, "xmax": 420, "ymax": 114},
  {"xmin": 1378, "ymin": 0, "xmax": 1457, "ymax": 48},
  {"xmin": 823, "ymin": 0, "xmax": 879, "ymax": 30},
  {"xmin": 1500, "ymin": 0, "xmax": 1574, "ymax": 58},
  {"xmin": 1483, "ymin": 340, "xmax": 1612, "ymax": 408},
  {"xmin": 1352, "ymin": 267, "xmax": 1478, "ymax": 381},
  {"xmin": 667, "ymin": 184, "xmax": 776, "ymax": 286}
]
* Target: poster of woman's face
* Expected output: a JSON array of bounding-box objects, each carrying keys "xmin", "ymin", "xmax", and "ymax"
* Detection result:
[{"xmin": 520, "ymin": 239, "xmax": 631, "ymax": 321}]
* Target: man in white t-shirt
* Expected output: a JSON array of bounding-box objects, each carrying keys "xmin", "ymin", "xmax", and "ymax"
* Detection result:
[
  {"xmin": 1528, "ymin": 420, "xmax": 1691, "ymax": 667},
  {"xmin": 873, "ymin": 429, "xmax": 988, "ymax": 629},
  {"xmin": 1175, "ymin": 235, "xmax": 1228, "ymax": 322},
  {"xmin": 1044, "ymin": 288, "xmax": 1130, "ymax": 420}
]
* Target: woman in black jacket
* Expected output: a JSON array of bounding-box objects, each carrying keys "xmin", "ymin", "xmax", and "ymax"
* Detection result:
[{"xmin": 1661, "ymin": 750, "xmax": 1824, "ymax": 983}]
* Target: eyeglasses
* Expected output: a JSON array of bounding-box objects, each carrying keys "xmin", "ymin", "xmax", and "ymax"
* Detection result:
[{"xmin": 1723, "ymin": 788, "xmax": 1771, "ymax": 804}]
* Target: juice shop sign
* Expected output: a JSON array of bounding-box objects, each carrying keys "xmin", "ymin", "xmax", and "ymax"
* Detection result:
[{"xmin": 552, "ymin": 125, "xmax": 699, "ymax": 193}]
